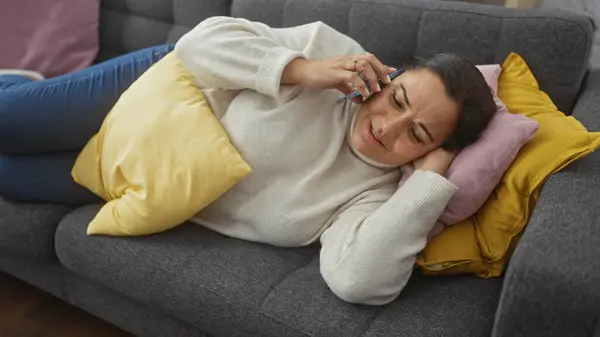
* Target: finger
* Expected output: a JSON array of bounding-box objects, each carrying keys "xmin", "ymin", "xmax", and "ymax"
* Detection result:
[
  {"xmin": 362, "ymin": 52, "xmax": 393, "ymax": 85},
  {"xmin": 346, "ymin": 71, "xmax": 370, "ymax": 99},
  {"xmin": 336, "ymin": 83, "xmax": 353, "ymax": 95},
  {"xmin": 358, "ymin": 63, "xmax": 381, "ymax": 94},
  {"xmin": 348, "ymin": 87, "xmax": 364, "ymax": 104},
  {"xmin": 336, "ymin": 69, "xmax": 369, "ymax": 99},
  {"xmin": 334, "ymin": 83, "xmax": 363, "ymax": 104}
]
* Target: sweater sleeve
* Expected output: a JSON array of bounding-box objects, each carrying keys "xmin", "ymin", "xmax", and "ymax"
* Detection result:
[
  {"xmin": 174, "ymin": 16, "xmax": 364, "ymax": 98},
  {"xmin": 319, "ymin": 170, "xmax": 457, "ymax": 305}
]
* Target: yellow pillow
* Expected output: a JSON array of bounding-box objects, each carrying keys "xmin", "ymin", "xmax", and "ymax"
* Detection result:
[
  {"xmin": 416, "ymin": 53, "xmax": 600, "ymax": 277},
  {"xmin": 72, "ymin": 52, "xmax": 251, "ymax": 236}
]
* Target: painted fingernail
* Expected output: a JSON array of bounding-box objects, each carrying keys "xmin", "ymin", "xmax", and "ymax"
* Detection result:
[{"xmin": 386, "ymin": 75, "xmax": 391, "ymax": 83}]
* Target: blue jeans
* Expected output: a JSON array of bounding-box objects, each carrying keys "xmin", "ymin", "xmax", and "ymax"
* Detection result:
[{"xmin": 0, "ymin": 44, "xmax": 174, "ymax": 205}]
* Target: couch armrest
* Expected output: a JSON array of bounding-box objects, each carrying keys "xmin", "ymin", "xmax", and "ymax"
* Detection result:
[{"xmin": 492, "ymin": 69, "xmax": 600, "ymax": 337}]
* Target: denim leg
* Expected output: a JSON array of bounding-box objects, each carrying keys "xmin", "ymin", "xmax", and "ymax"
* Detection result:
[
  {"xmin": 0, "ymin": 152, "xmax": 102, "ymax": 205},
  {"xmin": 0, "ymin": 44, "xmax": 174, "ymax": 155},
  {"xmin": 0, "ymin": 44, "xmax": 174, "ymax": 205},
  {"xmin": 0, "ymin": 75, "xmax": 33, "ymax": 88}
]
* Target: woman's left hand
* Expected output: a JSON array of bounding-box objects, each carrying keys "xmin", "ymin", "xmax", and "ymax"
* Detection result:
[{"xmin": 413, "ymin": 147, "xmax": 459, "ymax": 176}]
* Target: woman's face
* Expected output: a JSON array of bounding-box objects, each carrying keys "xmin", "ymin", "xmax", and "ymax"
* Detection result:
[{"xmin": 351, "ymin": 68, "xmax": 460, "ymax": 166}]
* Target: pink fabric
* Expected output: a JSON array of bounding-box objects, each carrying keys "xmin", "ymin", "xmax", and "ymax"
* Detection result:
[
  {"xmin": 476, "ymin": 64, "xmax": 502, "ymax": 95},
  {"xmin": 398, "ymin": 65, "xmax": 540, "ymax": 240},
  {"xmin": 0, "ymin": 0, "xmax": 100, "ymax": 78}
]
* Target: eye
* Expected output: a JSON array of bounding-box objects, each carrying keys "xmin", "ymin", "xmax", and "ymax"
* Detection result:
[
  {"xmin": 392, "ymin": 90, "xmax": 404, "ymax": 111},
  {"xmin": 410, "ymin": 124, "xmax": 423, "ymax": 144}
]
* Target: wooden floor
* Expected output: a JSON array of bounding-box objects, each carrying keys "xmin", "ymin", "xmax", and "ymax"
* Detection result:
[{"xmin": 0, "ymin": 272, "xmax": 133, "ymax": 337}]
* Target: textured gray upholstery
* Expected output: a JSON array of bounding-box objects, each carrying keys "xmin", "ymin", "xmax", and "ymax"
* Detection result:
[
  {"xmin": 56, "ymin": 205, "xmax": 502, "ymax": 337},
  {"xmin": 96, "ymin": 0, "xmax": 231, "ymax": 62},
  {"xmin": 542, "ymin": 0, "xmax": 600, "ymax": 69},
  {"xmin": 97, "ymin": 0, "xmax": 593, "ymax": 112},
  {"xmin": 0, "ymin": 0, "xmax": 598, "ymax": 337},
  {"xmin": 493, "ymin": 68, "xmax": 600, "ymax": 337},
  {"xmin": 0, "ymin": 197, "xmax": 71, "ymax": 260},
  {"xmin": 0, "ymin": 254, "xmax": 209, "ymax": 337},
  {"xmin": 230, "ymin": 0, "xmax": 593, "ymax": 113}
]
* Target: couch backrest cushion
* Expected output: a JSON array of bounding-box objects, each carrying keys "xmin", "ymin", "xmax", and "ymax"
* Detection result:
[
  {"xmin": 99, "ymin": 0, "xmax": 594, "ymax": 113},
  {"xmin": 97, "ymin": 0, "xmax": 231, "ymax": 62}
]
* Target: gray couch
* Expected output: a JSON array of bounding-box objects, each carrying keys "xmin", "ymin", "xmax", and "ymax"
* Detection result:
[{"xmin": 1, "ymin": 0, "xmax": 598, "ymax": 336}]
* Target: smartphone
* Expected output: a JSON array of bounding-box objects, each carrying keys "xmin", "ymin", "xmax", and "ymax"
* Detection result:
[{"xmin": 336, "ymin": 68, "xmax": 405, "ymax": 104}]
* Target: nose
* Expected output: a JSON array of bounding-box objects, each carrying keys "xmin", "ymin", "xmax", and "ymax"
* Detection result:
[{"xmin": 379, "ymin": 114, "xmax": 408, "ymax": 139}]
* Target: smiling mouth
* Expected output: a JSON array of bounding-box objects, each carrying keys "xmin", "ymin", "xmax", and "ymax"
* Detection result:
[{"xmin": 367, "ymin": 122, "xmax": 385, "ymax": 148}]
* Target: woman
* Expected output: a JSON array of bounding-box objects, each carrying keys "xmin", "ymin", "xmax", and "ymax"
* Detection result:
[{"xmin": 0, "ymin": 17, "xmax": 496, "ymax": 305}]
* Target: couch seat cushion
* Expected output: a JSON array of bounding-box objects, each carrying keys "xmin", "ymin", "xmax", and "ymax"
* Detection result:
[
  {"xmin": 0, "ymin": 197, "xmax": 71, "ymax": 260},
  {"xmin": 56, "ymin": 205, "xmax": 503, "ymax": 337}
]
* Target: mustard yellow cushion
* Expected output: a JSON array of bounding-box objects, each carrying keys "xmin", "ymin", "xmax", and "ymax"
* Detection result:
[
  {"xmin": 416, "ymin": 53, "xmax": 600, "ymax": 277},
  {"xmin": 72, "ymin": 52, "xmax": 251, "ymax": 236}
]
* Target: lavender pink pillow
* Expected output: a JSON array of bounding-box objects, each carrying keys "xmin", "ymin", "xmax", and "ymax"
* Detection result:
[
  {"xmin": 476, "ymin": 64, "xmax": 501, "ymax": 95},
  {"xmin": 0, "ymin": 0, "xmax": 100, "ymax": 78},
  {"xmin": 399, "ymin": 64, "xmax": 539, "ymax": 231}
]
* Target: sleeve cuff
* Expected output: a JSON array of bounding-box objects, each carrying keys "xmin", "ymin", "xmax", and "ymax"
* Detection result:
[
  {"xmin": 391, "ymin": 169, "xmax": 457, "ymax": 235},
  {"xmin": 413, "ymin": 169, "xmax": 458, "ymax": 194},
  {"xmin": 255, "ymin": 46, "xmax": 305, "ymax": 98}
]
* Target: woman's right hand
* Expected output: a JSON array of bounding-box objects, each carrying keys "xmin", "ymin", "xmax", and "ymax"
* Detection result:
[{"xmin": 282, "ymin": 54, "xmax": 397, "ymax": 103}]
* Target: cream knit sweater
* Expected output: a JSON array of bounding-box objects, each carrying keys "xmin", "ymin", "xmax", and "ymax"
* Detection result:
[{"xmin": 175, "ymin": 17, "xmax": 457, "ymax": 305}]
